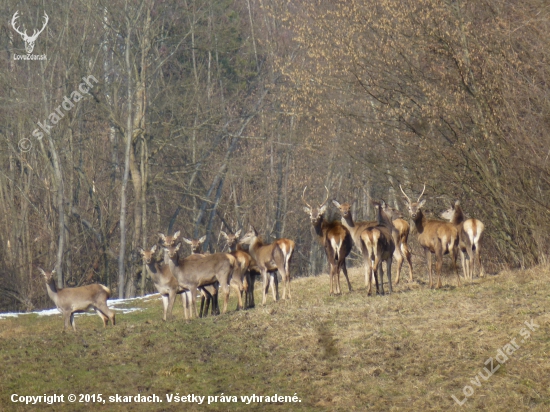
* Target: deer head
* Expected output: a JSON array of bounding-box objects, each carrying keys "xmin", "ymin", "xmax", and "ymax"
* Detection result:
[
  {"xmin": 11, "ymin": 11, "xmax": 49, "ymax": 54},
  {"xmin": 302, "ymin": 186, "xmax": 329, "ymax": 225},
  {"xmin": 400, "ymin": 184, "xmax": 426, "ymax": 220}
]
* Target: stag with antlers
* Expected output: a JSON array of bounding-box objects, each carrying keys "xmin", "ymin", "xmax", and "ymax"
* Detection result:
[
  {"xmin": 302, "ymin": 186, "xmax": 352, "ymax": 295},
  {"xmin": 400, "ymin": 185, "xmax": 460, "ymax": 289},
  {"xmin": 11, "ymin": 11, "xmax": 49, "ymax": 54}
]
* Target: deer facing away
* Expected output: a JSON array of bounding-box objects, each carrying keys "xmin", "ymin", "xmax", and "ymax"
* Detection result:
[
  {"xmin": 39, "ymin": 267, "xmax": 115, "ymax": 331},
  {"xmin": 440, "ymin": 200, "xmax": 485, "ymax": 280}
]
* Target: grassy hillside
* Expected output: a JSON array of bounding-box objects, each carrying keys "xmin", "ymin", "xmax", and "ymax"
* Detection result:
[{"xmin": 1, "ymin": 266, "xmax": 549, "ymax": 411}]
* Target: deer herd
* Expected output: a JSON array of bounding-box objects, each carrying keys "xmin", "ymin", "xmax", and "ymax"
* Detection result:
[{"xmin": 39, "ymin": 185, "xmax": 485, "ymax": 331}]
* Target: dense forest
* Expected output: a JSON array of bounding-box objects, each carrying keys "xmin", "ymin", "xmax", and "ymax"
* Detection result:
[{"xmin": 1, "ymin": 0, "xmax": 549, "ymax": 311}]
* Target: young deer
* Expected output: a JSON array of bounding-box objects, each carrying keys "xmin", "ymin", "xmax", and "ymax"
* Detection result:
[
  {"xmin": 39, "ymin": 267, "xmax": 115, "ymax": 331},
  {"xmin": 239, "ymin": 226, "xmax": 295, "ymax": 305},
  {"xmin": 139, "ymin": 245, "xmax": 185, "ymax": 321},
  {"xmin": 381, "ymin": 201, "xmax": 414, "ymax": 283},
  {"xmin": 441, "ymin": 200, "xmax": 485, "ymax": 280},
  {"xmin": 400, "ymin": 185, "xmax": 460, "ymax": 289},
  {"xmin": 302, "ymin": 186, "xmax": 352, "ymax": 295},
  {"xmin": 220, "ymin": 230, "xmax": 254, "ymax": 309}
]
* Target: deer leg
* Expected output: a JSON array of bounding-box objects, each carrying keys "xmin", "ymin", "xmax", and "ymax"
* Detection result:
[
  {"xmin": 70, "ymin": 313, "xmax": 76, "ymax": 332},
  {"xmin": 387, "ymin": 257, "xmax": 393, "ymax": 294},
  {"xmin": 161, "ymin": 295, "xmax": 169, "ymax": 321},
  {"xmin": 342, "ymin": 260, "xmax": 352, "ymax": 292},
  {"xmin": 167, "ymin": 291, "xmax": 176, "ymax": 321},
  {"xmin": 402, "ymin": 242, "xmax": 413, "ymax": 282},
  {"xmin": 452, "ymin": 246, "xmax": 461, "ymax": 287},
  {"xmin": 393, "ymin": 247, "xmax": 403, "ymax": 285},
  {"xmin": 221, "ymin": 283, "xmax": 230, "ymax": 314},
  {"xmin": 435, "ymin": 245, "xmax": 443, "ymax": 289},
  {"xmin": 272, "ymin": 273, "xmax": 280, "ymax": 301},
  {"xmin": 377, "ymin": 257, "xmax": 384, "ymax": 295},
  {"xmin": 246, "ymin": 272, "xmax": 255, "ymax": 309},
  {"xmin": 425, "ymin": 249, "xmax": 433, "ymax": 288},
  {"xmin": 261, "ymin": 270, "xmax": 270, "ymax": 305},
  {"xmin": 335, "ymin": 262, "xmax": 342, "ymax": 295}
]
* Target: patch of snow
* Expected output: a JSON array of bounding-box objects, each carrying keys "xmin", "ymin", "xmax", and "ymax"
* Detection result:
[{"xmin": 0, "ymin": 293, "xmax": 160, "ymax": 320}]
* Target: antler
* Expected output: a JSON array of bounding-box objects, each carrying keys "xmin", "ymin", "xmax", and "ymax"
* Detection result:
[
  {"xmin": 399, "ymin": 184, "xmax": 411, "ymax": 204},
  {"xmin": 11, "ymin": 11, "xmax": 26, "ymax": 37},
  {"xmin": 27, "ymin": 12, "xmax": 48, "ymax": 41},
  {"xmin": 319, "ymin": 186, "xmax": 330, "ymax": 208},
  {"xmin": 301, "ymin": 186, "xmax": 312, "ymax": 209},
  {"xmin": 417, "ymin": 184, "xmax": 426, "ymax": 203}
]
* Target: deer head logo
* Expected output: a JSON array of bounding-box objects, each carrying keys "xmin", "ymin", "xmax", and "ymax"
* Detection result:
[{"xmin": 11, "ymin": 11, "xmax": 49, "ymax": 54}]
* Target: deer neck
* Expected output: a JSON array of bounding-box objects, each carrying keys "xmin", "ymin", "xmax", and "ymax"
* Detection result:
[
  {"xmin": 412, "ymin": 209, "xmax": 427, "ymax": 234},
  {"xmin": 45, "ymin": 279, "xmax": 60, "ymax": 306},
  {"xmin": 313, "ymin": 216, "xmax": 325, "ymax": 239},
  {"xmin": 145, "ymin": 260, "xmax": 162, "ymax": 281},
  {"xmin": 340, "ymin": 213, "xmax": 355, "ymax": 232},
  {"xmin": 451, "ymin": 206, "xmax": 465, "ymax": 225}
]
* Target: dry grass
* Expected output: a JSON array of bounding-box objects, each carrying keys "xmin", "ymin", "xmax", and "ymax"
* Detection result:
[{"xmin": 0, "ymin": 264, "xmax": 549, "ymax": 411}]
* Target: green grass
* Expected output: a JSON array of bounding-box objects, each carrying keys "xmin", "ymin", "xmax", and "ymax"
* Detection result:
[{"xmin": 1, "ymin": 265, "xmax": 549, "ymax": 411}]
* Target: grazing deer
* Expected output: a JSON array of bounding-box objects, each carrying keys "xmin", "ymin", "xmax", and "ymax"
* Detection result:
[
  {"xmin": 381, "ymin": 202, "xmax": 414, "ymax": 283},
  {"xmin": 400, "ymin": 185, "xmax": 460, "ymax": 289},
  {"xmin": 239, "ymin": 226, "xmax": 295, "ymax": 305},
  {"xmin": 361, "ymin": 201, "xmax": 396, "ymax": 295},
  {"xmin": 163, "ymin": 244, "xmax": 235, "ymax": 318},
  {"xmin": 220, "ymin": 230, "xmax": 255, "ymax": 309},
  {"xmin": 159, "ymin": 232, "xmax": 219, "ymax": 317},
  {"xmin": 39, "ymin": 267, "xmax": 115, "ymax": 331},
  {"xmin": 441, "ymin": 200, "xmax": 485, "ymax": 280},
  {"xmin": 302, "ymin": 186, "xmax": 352, "ymax": 295},
  {"xmin": 139, "ymin": 245, "xmax": 185, "ymax": 321}
]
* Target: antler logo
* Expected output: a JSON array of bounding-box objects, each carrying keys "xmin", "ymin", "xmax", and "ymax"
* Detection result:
[{"xmin": 11, "ymin": 11, "xmax": 49, "ymax": 54}]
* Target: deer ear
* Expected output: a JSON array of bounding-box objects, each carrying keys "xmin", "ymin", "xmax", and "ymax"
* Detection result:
[
  {"xmin": 235, "ymin": 229, "xmax": 241, "ymax": 238},
  {"xmin": 182, "ymin": 237, "xmax": 192, "ymax": 245},
  {"xmin": 173, "ymin": 230, "xmax": 180, "ymax": 238},
  {"xmin": 51, "ymin": 269, "xmax": 56, "ymax": 274},
  {"xmin": 150, "ymin": 244, "xmax": 157, "ymax": 253},
  {"xmin": 418, "ymin": 199, "xmax": 426, "ymax": 209},
  {"xmin": 199, "ymin": 235, "xmax": 206, "ymax": 243},
  {"xmin": 332, "ymin": 200, "xmax": 341, "ymax": 208},
  {"xmin": 38, "ymin": 267, "xmax": 45, "ymax": 275},
  {"xmin": 175, "ymin": 243, "xmax": 181, "ymax": 251},
  {"xmin": 220, "ymin": 231, "xmax": 228, "ymax": 239},
  {"xmin": 158, "ymin": 233, "xmax": 166, "ymax": 242},
  {"xmin": 138, "ymin": 247, "xmax": 144, "ymax": 254},
  {"xmin": 303, "ymin": 206, "xmax": 311, "ymax": 214},
  {"xmin": 319, "ymin": 204, "xmax": 327, "ymax": 215}
]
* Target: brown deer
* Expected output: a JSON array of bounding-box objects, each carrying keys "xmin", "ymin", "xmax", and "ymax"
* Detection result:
[
  {"xmin": 138, "ymin": 245, "xmax": 185, "ymax": 321},
  {"xmin": 400, "ymin": 185, "xmax": 461, "ymax": 289},
  {"xmin": 361, "ymin": 201, "xmax": 396, "ymax": 295},
  {"xmin": 39, "ymin": 267, "xmax": 115, "ymax": 331},
  {"xmin": 220, "ymin": 230, "xmax": 255, "ymax": 309},
  {"xmin": 381, "ymin": 201, "xmax": 414, "ymax": 283},
  {"xmin": 441, "ymin": 200, "xmax": 485, "ymax": 280},
  {"xmin": 163, "ymin": 243, "xmax": 235, "ymax": 318},
  {"xmin": 302, "ymin": 186, "xmax": 352, "ymax": 295},
  {"xmin": 239, "ymin": 226, "xmax": 295, "ymax": 305},
  {"xmin": 159, "ymin": 232, "xmax": 219, "ymax": 317}
]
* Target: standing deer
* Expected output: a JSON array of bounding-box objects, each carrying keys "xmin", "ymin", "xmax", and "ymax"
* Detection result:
[
  {"xmin": 159, "ymin": 232, "xmax": 219, "ymax": 317},
  {"xmin": 163, "ymin": 244, "xmax": 235, "ymax": 318},
  {"xmin": 381, "ymin": 201, "xmax": 414, "ymax": 283},
  {"xmin": 361, "ymin": 201, "xmax": 396, "ymax": 295},
  {"xmin": 440, "ymin": 200, "xmax": 485, "ymax": 280},
  {"xmin": 302, "ymin": 187, "xmax": 352, "ymax": 295},
  {"xmin": 400, "ymin": 185, "xmax": 460, "ymax": 289},
  {"xmin": 220, "ymin": 230, "xmax": 255, "ymax": 309},
  {"xmin": 138, "ymin": 245, "xmax": 185, "ymax": 321},
  {"xmin": 332, "ymin": 199, "xmax": 405, "ymax": 288},
  {"xmin": 239, "ymin": 226, "xmax": 295, "ymax": 305},
  {"xmin": 39, "ymin": 267, "xmax": 115, "ymax": 331}
]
